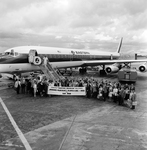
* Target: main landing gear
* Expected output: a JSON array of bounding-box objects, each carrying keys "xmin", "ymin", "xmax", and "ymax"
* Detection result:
[
  {"xmin": 79, "ymin": 67, "xmax": 87, "ymax": 74},
  {"xmin": 99, "ymin": 65, "xmax": 107, "ymax": 76}
]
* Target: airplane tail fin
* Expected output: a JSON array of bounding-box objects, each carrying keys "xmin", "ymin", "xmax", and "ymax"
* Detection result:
[{"xmin": 116, "ymin": 37, "xmax": 123, "ymax": 53}]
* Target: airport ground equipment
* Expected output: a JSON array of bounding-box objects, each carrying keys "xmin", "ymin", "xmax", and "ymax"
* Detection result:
[
  {"xmin": 39, "ymin": 60, "xmax": 63, "ymax": 81},
  {"xmin": 118, "ymin": 68, "xmax": 137, "ymax": 82},
  {"xmin": 28, "ymin": 50, "xmax": 64, "ymax": 81}
]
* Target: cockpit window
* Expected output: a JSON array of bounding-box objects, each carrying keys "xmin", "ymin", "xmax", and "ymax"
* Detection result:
[
  {"xmin": 5, "ymin": 52, "xmax": 10, "ymax": 55},
  {"xmin": 4, "ymin": 49, "xmax": 19, "ymax": 56}
]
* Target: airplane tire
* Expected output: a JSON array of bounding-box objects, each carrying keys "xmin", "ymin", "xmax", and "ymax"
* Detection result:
[
  {"xmin": 99, "ymin": 70, "xmax": 106, "ymax": 76},
  {"xmin": 79, "ymin": 68, "xmax": 82, "ymax": 74},
  {"xmin": 79, "ymin": 68, "xmax": 86, "ymax": 74},
  {"xmin": 33, "ymin": 56, "xmax": 42, "ymax": 65}
]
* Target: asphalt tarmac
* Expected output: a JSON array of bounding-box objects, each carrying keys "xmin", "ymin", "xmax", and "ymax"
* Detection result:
[{"xmin": 0, "ymin": 71, "xmax": 147, "ymax": 150}]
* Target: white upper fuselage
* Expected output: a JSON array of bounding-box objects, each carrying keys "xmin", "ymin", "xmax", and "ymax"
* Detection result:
[
  {"xmin": 4, "ymin": 46, "xmax": 120, "ymax": 59},
  {"xmin": 1, "ymin": 38, "xmax": 147, "ymax": 75},
  {"xmin": 0, "ymin": 46, "xmax": 120, "ymax": 74}
]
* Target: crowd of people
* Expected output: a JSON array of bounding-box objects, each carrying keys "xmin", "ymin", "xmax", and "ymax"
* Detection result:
[
  {"xmin": 14, "ymin": 75, "xmax": 48, "ymax": 97},
  {"xmin": 85, "ymin": 78, "xmax": 137, "ymax": 109},
  {"xmin": 14, "ymin": 75, "xmax": 137, "ymax": 109}
]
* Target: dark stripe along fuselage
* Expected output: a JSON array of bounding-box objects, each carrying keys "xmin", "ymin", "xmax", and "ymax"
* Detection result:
[{"xmin": 0, "ymin": 53, "xmax": 119, "ymax": 64}]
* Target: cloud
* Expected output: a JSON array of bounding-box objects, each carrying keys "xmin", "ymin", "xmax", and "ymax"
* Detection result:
[
  {"xmin": 128, "ymin": 12, "xmax": 147, "ymax": 30},
  {"xmin": 122, "ymin": 0, "xmax": 147, "ymax": 15},
  {"xmin": 0, "ymin": 31, "xmax": 23, "ymax": 39},
  {"xmin": 0, "ymin": 0, "xmax": 147, "ymax": 52}
]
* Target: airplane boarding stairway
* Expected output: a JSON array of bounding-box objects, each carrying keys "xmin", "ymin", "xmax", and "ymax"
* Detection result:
[
  {"xmin": 28, "ymin": 50, "xmax": 64, "ymax": 81},
  {"xmin": 39, "ymin": 59, "xmax": 64, "ymax": 81}
]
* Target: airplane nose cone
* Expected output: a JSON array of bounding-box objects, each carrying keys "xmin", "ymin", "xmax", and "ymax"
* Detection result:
[
  {"xmin": 0, "ymin": 55, "xmax": 11, "ymax": 63},
  {"xmin": 0, "ymin": 55, "xmax": 5, "ymax": 60}
]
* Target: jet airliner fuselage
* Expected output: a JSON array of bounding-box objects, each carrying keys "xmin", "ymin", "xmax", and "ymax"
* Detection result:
[
  {"xmin": 0, "ymin": 45, "xmax": 120, "ymax": 74},
  {"xmin": 1, "ymin": 38, "xmax": 147, "ymax": 75}
]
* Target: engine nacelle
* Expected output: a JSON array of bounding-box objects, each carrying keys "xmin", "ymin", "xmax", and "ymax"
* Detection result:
[
  {"xmin": 138, "ymin": 64, "xmax": 147, "ymax": 72},
  {"xmin": 105, "ymin": 66, "xmax": 119, "ymax": 74},
  {"xmin": 105, "ymin": 64, "xmax": 120, "ymax": 74}
]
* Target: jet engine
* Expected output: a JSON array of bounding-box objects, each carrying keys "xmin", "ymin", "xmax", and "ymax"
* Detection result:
[
  {"xmin": 138, "ymin": 63, "xmax": 147, "ymax": 72},
  {"xmin": 105, "ymin": 63, "xmax": 121, "ymax": 74}
]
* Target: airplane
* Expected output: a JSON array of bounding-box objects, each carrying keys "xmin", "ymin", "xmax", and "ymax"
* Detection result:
[{"xmin": 0, "ymin": 37, "xmax": 147, "ymax": 76}]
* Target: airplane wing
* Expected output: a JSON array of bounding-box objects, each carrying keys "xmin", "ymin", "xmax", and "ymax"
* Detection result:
[
  {"xmin": 51, "ymin": 59, "xmax": 147, "ymax": 69},
  {"xmin": 81, "ymin": 59, "xmax": 147, "ymax": 66},
  {"xmin": 1, "ymin": 73, "xmax": 13, "ymax": 80}
]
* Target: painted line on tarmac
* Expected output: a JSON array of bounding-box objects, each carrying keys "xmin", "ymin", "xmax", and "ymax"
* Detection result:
[
  {"xmin": 0, "ymin": 97, "xmax": 32, "ymax": 150},
  {"xmin": 58, "ymin": 115, "xmax": 77, "ymax": 150}
]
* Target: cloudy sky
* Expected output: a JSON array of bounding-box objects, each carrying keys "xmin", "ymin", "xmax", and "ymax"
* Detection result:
[{"xmin": 0, "ymin": 0, "xmax": 147, "ymax": 54}]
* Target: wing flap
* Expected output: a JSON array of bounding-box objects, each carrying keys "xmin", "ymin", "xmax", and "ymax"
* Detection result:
[
  {"xmin": 83, "ymin": 59, "xmax": 147, "ymax": 66},
  {"xmin": 51, "ymin": 59, "xmax": 147, "ymax": 68}
]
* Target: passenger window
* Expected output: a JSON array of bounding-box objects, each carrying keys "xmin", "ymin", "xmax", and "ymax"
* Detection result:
[
  {"xmin": 15, "ymin": 52, "xmax": 18, "ymax": 56},
  {"xmin": 5, "ymin": 52, "xmax": 10, "ymax": 55}
]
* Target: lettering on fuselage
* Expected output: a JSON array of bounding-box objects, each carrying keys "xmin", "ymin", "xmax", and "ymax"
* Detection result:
[{"xmin": 71, "ymin": 51, "xmax": 90, "ymax": 55}]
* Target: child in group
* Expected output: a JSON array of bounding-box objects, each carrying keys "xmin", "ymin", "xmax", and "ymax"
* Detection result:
[
  {"xmin": 129, "ymin": 90, "xmax": 137, "ymax": 109},
  {"xmin": 33, "ymin": 80, "xmax": 37, "ymax": 97},
  {"xmin": 97, "ymin": 86, "xmax": 103, "ymax": 100}
]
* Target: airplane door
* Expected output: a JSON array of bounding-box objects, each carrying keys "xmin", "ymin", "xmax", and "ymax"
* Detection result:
[
  {"xmin": 110, "ymin": 54, "xmax": 113, "ymax": 60},
  {"xmin": 28, "ymin": 50, "xmax": 38, "ymax": 63},
  {"xmin": 70, "ymin": 52, "xmax": 74, "ymax": 61}
]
